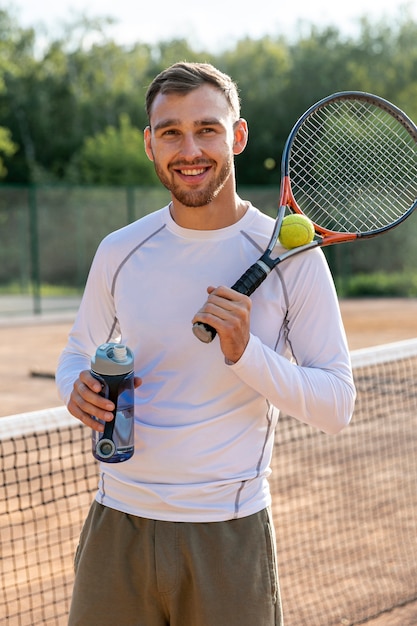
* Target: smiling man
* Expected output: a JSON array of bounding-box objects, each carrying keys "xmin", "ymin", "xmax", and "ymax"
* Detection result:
[
  {"xmin": 144, "ymin": 80, "xmax": 248, "ymax": 226},
  {"xmin": 56, "ymin": 62, "xmax": 355, "ymax": 626}
]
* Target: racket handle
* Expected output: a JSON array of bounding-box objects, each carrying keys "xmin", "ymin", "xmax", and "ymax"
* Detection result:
[
  {"xmin": 192, "ymin": 262, "xmax": 270, "ymax": 343},
  {"xmin": 230, "ymin": 261, "xmax": 270, "ymax": 296},
  {"xmin": 192, "ymin": 321, "xmax": 217, "ymax": 343}
]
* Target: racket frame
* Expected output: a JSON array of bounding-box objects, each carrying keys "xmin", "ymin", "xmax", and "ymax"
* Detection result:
[
  {"xmin": 192, "ymin": 91, "xmax": 417, "ymax": 343},
  {"xmin": 280, "ymin": 91, "xmax": 417, "ymax": 242}
]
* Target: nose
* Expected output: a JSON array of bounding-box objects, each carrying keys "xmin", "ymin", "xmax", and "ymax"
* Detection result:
[{"xmin": 179, "ymin": 132, "xmax": 203, "ymax": 160}]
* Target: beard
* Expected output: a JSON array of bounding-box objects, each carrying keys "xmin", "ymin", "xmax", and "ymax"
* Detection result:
[{"xmin": 153, "ymin": 158, "xmax": 233, "ymax": 207}]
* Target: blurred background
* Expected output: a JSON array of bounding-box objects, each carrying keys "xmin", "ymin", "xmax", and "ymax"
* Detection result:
[{"xmin": 1, "ymin": 1, "xmax": 417, "ymax": 315}]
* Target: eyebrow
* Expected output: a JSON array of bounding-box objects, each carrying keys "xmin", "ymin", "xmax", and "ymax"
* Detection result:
[{"xmin": 152, "ymin": 117, "xmax": 223, "ymax": 132}]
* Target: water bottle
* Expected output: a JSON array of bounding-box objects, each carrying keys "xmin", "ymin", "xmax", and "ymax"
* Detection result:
[{"xmin": 91, "ymin": 342, "xmax": 135, "ymax": 463}]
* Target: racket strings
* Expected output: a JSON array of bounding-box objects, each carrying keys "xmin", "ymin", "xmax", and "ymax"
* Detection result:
[{"xmin": 289, "ymin": 98, "xmax": 417, "ymax": 234}]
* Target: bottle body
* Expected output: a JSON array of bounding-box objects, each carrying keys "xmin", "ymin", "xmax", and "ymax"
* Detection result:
[{"xmin": 91, "ymin": 343, "xmax": 135, "ymax": 463}]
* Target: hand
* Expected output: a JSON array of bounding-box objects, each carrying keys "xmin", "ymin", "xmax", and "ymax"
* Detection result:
[
  {"xmin": 67, "ymin": 369, "xmax": 142, "ymax": 431},
  {"xmin": 192, "ymin": 285, "xmax": 251, "ymax": 363}
]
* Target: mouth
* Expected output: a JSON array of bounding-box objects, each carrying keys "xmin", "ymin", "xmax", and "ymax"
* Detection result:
[
  {"xmin": 178, "ymin": 167, "xmax": 207, "ymax": 176},
  {"xmin": 171, "ymin": 161, "xmax": 212, "ymax": 182}
]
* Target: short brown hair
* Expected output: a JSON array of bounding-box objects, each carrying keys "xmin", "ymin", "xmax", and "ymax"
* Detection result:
[{"xmin": 145, "ymin": 62, "xmax": 241, "ymax": 122}]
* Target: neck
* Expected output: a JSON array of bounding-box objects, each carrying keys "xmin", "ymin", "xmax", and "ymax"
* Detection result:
[{"xmin": 169, "ymin": 195, "xmax": 248, "ymax": 231}]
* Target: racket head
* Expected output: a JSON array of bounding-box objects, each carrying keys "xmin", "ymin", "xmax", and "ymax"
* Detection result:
[{"xmin": 280, "ymin": 91, "xmax": 417, "ymax": 242}]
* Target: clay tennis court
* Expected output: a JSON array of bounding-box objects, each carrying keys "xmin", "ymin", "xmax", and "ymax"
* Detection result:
[{"xmin": 1, "ymin": 297, "xmax": 417, "ymax": 625}]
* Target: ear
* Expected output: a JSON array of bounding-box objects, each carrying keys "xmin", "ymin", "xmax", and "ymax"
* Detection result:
[
  {"xmin": 144, "ymin": 126, "xmax": 154, "ymax": 162},
  {"xmin": 233, "ymin": 118, "xmax": 249, "ymax": 156}
]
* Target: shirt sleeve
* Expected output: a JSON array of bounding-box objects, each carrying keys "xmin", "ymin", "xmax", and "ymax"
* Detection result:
[
  {"xmin": 55, "ymin": 237, "xmax": 121, "ymax": 405},
  {"xmin": 228, "ymin": 248, "xmax": 356, "ymax": 434}
]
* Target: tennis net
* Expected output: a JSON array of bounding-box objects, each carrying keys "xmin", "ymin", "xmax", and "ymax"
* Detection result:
[{"xmin": 1, "ymin": 338, "xmax": 417, "ymax": 625}]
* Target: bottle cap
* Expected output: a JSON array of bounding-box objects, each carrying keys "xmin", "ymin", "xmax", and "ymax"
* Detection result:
[
  {"xmin": 91, "ymin": 343, "xmax": 134, "ymax": 376},
  {"xmin": 113, "ymin": 345, "xmax": 128, "ymax": 362}
]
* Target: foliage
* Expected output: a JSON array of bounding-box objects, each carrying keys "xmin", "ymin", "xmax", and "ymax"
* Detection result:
[
  {"xmin": 0, "ymin": 8, "xmax": 417, "ymax": 186},
  {"xmin": 67, "ymin": 114, "xmax": 158, "ymax": 185},
  {"xmin": 336, "ymin": 271, "xmax": 417, "ymax": 298},
  {"xmin": 1, "ymin": 5, "xmax": 417, "ymax": 293},
  {"xmin": 0, "ymin": 127, "xmax": 17, "ymax": 177}
]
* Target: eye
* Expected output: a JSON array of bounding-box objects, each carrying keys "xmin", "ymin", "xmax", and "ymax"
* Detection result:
[{"xmin": 197, "ymin": 127, "xmax": 217, "ymax": 137}]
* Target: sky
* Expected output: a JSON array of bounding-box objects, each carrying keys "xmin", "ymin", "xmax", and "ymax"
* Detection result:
[{"xmin": 7, "ymin": 0, "xmax": 417, "ymax": 52}]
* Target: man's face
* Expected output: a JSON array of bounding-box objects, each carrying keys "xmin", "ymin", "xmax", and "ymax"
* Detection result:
[{"xmin": 144, "ymin": 84, "xmax": 241, "ymax": 208}]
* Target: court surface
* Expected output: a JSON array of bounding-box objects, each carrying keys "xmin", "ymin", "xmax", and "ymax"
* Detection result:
[{"xmin": 1, "ymin": 297, "xmax": 417, "ymax": 625}]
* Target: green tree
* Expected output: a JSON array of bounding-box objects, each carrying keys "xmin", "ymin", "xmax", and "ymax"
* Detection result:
[
  {"xmin": 1, "ymin": 12, "xmax": 154, "ymax": 182},
  {"xmin": 68, "ymin": 113, "xmax": 157, "ymax": 185},
  {"xmin": 0, "ymin": 127, "xmax": 17, "ymax": 177},
  {"xmin": 345, "ymin": 11, "xmax": 417, "ymax": 120},
  {"xmin": 219, "ymin": 36, "xmax": 291, "ymax": 185},
  {"xmin": 0, "ymin": 9, "xmax": 20, "ymax": 177},
  {"xmin": 3, "ymin": 5, "xmax": 417, "ymax": 190}
]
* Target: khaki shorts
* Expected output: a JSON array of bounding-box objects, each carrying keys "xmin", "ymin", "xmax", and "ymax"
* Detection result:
[{"xmin": 68, "ymin": 501, "xmax": 283, "ymax": 626}]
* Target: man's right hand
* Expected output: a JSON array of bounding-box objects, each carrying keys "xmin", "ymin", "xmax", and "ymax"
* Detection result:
[{"xmin": 67, "ymin": 370, "xmax": 115, "ymax": 431}]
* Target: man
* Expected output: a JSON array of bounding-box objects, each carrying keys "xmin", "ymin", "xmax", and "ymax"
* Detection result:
[{"xmin": 56, "ymin": 62, "xmax": 356, "ymax": 626}]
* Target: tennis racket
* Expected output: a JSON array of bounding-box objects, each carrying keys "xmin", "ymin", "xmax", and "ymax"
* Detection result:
[{"xmin": 192, "ymin": 91, "xmax": 417, "ymax": 343}]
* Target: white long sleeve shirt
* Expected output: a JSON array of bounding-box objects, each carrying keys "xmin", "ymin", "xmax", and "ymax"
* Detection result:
[{"xmin": 56, "ymin": 203, "xmax": 356, "ymax": 522}]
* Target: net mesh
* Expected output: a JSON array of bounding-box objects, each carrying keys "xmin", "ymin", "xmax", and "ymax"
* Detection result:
[
  {"xmin": 1, "ymin": 339, "xmax": 417, "ymax": 625},
  {"xmin": 1, "ymin": 411, "xmax": 97, "ymax": 626},
  {"xmin": 272, "ymin": 339, "xmax": 417, "ymax": 625},
  {"xmin": 289, "ymin": 95, "xmax": 417, "ymax": 233}
]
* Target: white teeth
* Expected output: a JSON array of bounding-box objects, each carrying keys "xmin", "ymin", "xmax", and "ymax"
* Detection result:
[{"xmin": 180, "ymin": 168, "xmax": 205, "ymax": 176}]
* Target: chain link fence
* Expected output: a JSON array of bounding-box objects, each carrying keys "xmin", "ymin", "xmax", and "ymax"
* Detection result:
[{"xmin": 0, "ymin": 184, "xmax": 415, "ymax": 317}]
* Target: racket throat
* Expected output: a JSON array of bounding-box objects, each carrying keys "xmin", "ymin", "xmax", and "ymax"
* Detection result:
[
  {"xmin": 257, "ymin": 255, "xmax": 276, "ymax": 273},
  {"xmin": 250, "ymin": 260, "xmax": 273, "ymax": 281}
]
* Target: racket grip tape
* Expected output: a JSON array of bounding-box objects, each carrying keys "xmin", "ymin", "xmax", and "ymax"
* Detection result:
[
  {"xmin": 230, "ymin": 261, "xmax": 270, "ymax": 296},
  {"xmin": 192, "ymin": 262, "xmax": 270, "ymax": 343}
]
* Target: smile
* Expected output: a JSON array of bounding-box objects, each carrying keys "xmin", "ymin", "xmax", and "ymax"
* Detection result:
[{"xmin": 179, "ymin": 168, "xmax": 207, "ymax": 176}]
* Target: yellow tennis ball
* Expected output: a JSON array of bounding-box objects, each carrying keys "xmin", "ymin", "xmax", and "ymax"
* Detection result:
[{"xmin": 279, "ymin": 214, "xmax": 315, "ymax": 249}]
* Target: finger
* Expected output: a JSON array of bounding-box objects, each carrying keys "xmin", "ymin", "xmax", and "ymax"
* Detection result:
[
  {"xmin": 68, "ymin": 374, "xmax": 115, "ymax": 431},
  {"xmin": 75, "ymin": 377, "xmax": 115, "ymax": 412},
  {"xmin": 79, "ymin": 369, "xmax": 103, "ymax": 394},
  {"xmin": 207, "ymin": 285, "xmax": 245, "ymax": 302},
  {"xmin": 193, "ymin": 286, "xmax": 251, "ymax": 324},
  {"xmin": 67, "ymin": 397, "xmax": 107, "ymax": 432}
]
